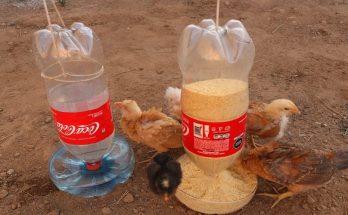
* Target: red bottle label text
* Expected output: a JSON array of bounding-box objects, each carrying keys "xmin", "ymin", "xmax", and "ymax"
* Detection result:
[{"xmin": 51, "ymin": 100, "xmax": 114, "ymax": 145}]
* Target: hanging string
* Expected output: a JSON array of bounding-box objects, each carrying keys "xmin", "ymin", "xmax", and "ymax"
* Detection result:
[
  {"xmin": 216, "ymin": 0, "xmax": 220, "ymax": 27},
  {"xmin": 42, "ymin": 0, "xmax": 52, "ymax": 26},
  {"xmin": 50, "ymin": 0, "xmax": 66, "ymax": 28},
  {"xmin": 42, "ymin": 0, "xmax": 67, "ymax": 78},
  {"xmin": 43, "ymin": 0, "xmax": 66, "ymax": 28}
]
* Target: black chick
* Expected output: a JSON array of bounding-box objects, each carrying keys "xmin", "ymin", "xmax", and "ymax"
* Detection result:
[{"xmin": 146, "ymin": 153, "xmax": 182, "ymax": 201}]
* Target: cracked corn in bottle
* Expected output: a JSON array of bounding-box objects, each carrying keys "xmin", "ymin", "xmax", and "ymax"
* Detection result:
[{"xmin": 179, "ymin": 19, "xmax": 255, "ymax": 175}]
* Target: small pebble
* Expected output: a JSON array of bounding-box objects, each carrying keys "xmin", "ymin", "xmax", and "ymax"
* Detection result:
[
  {"xmin": 332, "ymin": 200, "xmax": 339, "ymax": 207},
  {"xmin": 11, "ymin": 204, "xmax": 17, "ymax": 210},
  {"xmin": 156, "ymin": 70, "xmax": 164, "ymax": 75},
  {"xmin": 132, "ymin": 209, "xmax": 138, "ymax": 213},
  {"xmin": 45, "ymin": 116, "xmax": 52, "ymax": 123},
  {"xmin": 7, "ymin": 169, "xmax": 14, "ymax": 175},
  {"xmin": 320, "ymin": 205, "xmax": 328, "ymax": 210},
  {"xmin": 302, "ymin": 203, "xmax": 309, "ymax": 209},
  {"xmin": 0, "ymin": 172, "xmax": 7, "ymax": 177},
  {"xmin": 331, "ymin": 207, "xmax": 337, "ymax": 212},
  {"xmin": 123, "ymin": 193, "xmax": 134, "ymax": 203},
  {"xmin": 46, "ymin": 209, "xmax": 60, "ymax": 215},
  {"xmin": 224, "ymin": 0, "xmax": 230, "ymax": 6},
  {"xmin": 169, "ymin": 205, "xmax": 174, "ymax": 209},
  {"xmin": 0, "ymin": 190, "xmax": 9, "ymax": 199},
  {"xmin": 307, "ymin": 195, "xmax": 316, "ymax": 204},
  {"xmin": 14, "ymin": 153, "xmax": 20, "ymax": 158},
  {"xmin": 44, "ymin": 200, "xmax": 50, "ymax": 205},
  {"xmin": 27, "ymin": 145, "xmax": 35, "ymax": 149},
  {"xmin": 0, "ymin": 108, "xmax": 3, "ymax": 112},
  {"xmin": 101, "ymin": 207, "xmax": 112, "ymax": 214}
]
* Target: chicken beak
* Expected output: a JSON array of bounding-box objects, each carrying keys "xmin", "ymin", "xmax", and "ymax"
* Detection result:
[
  {"xmin": 164, "ymin": 193, "xmax": 170, "ymax": 202},
  {"xmin": 291, "ymin": 107, "xmax": 301, "ymax": 115}
]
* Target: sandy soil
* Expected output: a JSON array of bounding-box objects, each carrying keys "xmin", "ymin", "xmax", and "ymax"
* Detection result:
[{"xmin": 0, "ymin": 0, "xmax": 347, "ymax": 214}]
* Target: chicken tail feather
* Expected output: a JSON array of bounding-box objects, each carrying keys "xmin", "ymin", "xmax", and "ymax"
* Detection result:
[{"xmin": 335, "ymin": 151, "xmax": 348, "ymax": 170}]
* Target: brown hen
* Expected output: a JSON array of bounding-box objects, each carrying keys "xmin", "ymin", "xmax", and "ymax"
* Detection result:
[
  {"xmin": 115, "ymin": 100, "xmax": 182, "ymax": 161},
  {"xmin": 241, "ymin": 141, "xmax": 348, "ymax": 207}
]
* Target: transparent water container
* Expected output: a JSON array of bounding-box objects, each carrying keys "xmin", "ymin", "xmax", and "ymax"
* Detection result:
[
  {"xmin": 179, "ymin": 19, "xmax": 255, "ymax": 175},
  {"xmin": 34, "ymin": 22, "xmax": 134, "ymax": 197}
]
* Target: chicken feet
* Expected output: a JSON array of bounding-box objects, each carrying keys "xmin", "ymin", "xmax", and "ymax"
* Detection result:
[{"xmin": 257, "ymin": 191, "xmax": 294, "ymax": 208}]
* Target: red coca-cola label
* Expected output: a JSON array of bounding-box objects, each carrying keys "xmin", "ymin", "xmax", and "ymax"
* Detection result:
[
  {"xmin": 182, "ymin": 112, "xmax": 247, "ymax": 158},
  {"xmin": 51, "ymin": 99, "xmax": 114, "ymax": 145}
]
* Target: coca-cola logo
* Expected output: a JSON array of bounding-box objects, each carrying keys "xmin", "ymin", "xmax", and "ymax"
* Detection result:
[
  {"xmin": 182, "ymin": 122, "xmax": 189, "ymax": 136},
  {"xmin": 56, "ymin": 122, "xmax": 100, "ymax": 136}
]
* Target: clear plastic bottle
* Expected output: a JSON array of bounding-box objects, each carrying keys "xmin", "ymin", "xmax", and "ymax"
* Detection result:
[
  {"xmin": 34, "ymin": 23, "xmax": 134, "ymax": 197},
  {"xmin": 178, "ymin": 19, "xmax": 255, "ymax": 175},
  {"xmin": 45, "ymin": 61, "xmax": 114, "ymax": 163}
]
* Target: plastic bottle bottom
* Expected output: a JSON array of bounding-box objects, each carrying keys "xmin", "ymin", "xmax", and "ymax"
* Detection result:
[{"xmin": 49, "ymin": 135, "xmax": 135, "ymax": 198}]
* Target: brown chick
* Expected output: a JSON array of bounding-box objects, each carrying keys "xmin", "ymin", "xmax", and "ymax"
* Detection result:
[
  {"xmin": 241, "ymin": 141, "xmax": 348, "ymax": 208},
  {"xmin": 115, "ymin": 100, "xmax": 182, "ymax": 161},
  {"xmin": 247, "ymin": 99, "xmax": 300, "ymax": 146}
]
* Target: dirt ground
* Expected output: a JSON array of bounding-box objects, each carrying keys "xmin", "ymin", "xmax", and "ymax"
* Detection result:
[{"xmin": 0, "ymin": 0, "xmax": 347, "ymax": 214}]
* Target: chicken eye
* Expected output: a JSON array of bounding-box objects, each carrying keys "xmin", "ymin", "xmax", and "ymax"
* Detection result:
[{"xmin": 284, "ymin": 107, "xmax": 290, "ymax": 111}]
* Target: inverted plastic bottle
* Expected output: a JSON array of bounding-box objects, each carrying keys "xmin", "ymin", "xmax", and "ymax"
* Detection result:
[
  {"xmin": 179, "ymin": 19, "xmax": 255, "ymax": 175},
  {"xmin": 34, "ymin": 22, "xmax": 134, "ymax": 197}
]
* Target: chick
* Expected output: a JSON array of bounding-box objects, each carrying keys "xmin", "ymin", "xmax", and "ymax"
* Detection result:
[
  {"xmin": 247, "ymin": 99, "xmax": 300, "ymax": 147},
  {"xmin": 115, "ymin": 100, "xmax": 182, "ymax": 161},
  {"xmin": 147, "ymin": 153, "xmax": 182, "ymax": 201},
  {"xmin": 164, "ymin": 87, "xmax": 182, "ymax": 121},
  {"xmin": 241, "ymin": 141, "xmax": 348, "ymax": 208}
]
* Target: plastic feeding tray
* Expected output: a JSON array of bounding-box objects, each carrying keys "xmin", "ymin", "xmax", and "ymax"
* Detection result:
[{"xmin": 175, "ymin": 154, "xmax": 257, "ymax": 214}]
